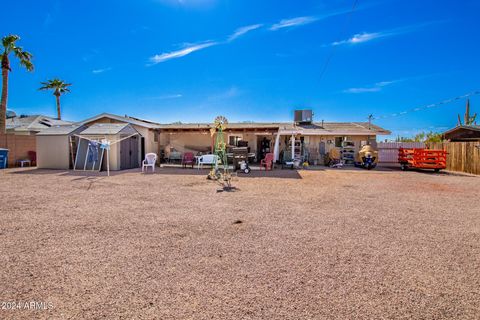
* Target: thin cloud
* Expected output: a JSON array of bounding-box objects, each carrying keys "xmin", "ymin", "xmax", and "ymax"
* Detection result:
[
  {"xmin": 148, "ymin": 41, "xmax": 217, "ymax": 65},
  {"xmin": 146, "ymin": 94, "xmax": 183, "ymax": 100},
  {"xmin": 332, "ymin": 31, "xmax": 392, "ymax": 46},
  {"xmin": 343, "ymin": 80, "xmax": 400, "ymax": 94},
  {"xmin": 228, "ymin": 24, "xmax": 263, "ymax": 41},
  {"xmin": 270, "ymin": 16, "xmax": 318, "ymax": 31},
  {"xmin": 92, "ymin": 67, "xmax": 111, "ymax": 74},
  {"xmin": 269, "ymin": 9, "xmax": 350, "ymax": 31},
  {"xmin": 331, "ymin": 21, "xmax": 442, "ymax": 46}
]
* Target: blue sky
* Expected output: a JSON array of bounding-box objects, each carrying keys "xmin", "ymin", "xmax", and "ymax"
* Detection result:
[{"xmin": 2, "ymin": 0, "xmax": 479, "ymax": 139}]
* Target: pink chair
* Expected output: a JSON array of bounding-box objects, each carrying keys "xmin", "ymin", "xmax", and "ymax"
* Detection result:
[
  {"xmin": 260, "ymin": 153, "xmax": 274, "ymax": 171},
  {"xmin": 182, "ymin": 152, "xmax": 195, "ymax": 168}
]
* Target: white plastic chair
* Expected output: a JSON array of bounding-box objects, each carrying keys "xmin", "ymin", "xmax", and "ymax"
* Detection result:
[
  {"xmin": 142, "ymin": 153, "xmax": 157, "ymax": 173},
  {"xmin": 197, "ymin": 154, "xmax": 218, "ymax": 170}
]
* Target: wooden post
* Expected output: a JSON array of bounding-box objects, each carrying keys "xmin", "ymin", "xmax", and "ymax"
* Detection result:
[{"xmin": 107, "ymin": 148, "xmax": 110, "ymax": 176}]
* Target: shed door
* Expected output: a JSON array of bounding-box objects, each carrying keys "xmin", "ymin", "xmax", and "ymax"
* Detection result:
[{"xmin": 120, "ymin": 136, "xmax": 139, "ymax": 169}]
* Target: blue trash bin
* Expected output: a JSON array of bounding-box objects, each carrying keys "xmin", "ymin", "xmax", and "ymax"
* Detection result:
[{"xmin": 0, "ymin": 148, "xmax": 9, "ymax": 169}]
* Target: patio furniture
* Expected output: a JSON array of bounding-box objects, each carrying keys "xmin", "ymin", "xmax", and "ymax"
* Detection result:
[
  {"xmin": 182, "ymin": 152, "xmax": 195, "ymax": 168},
  {"xmin": 232, "ymin": 147, "xmax": 248, "ymax": 170},
  {"xmin": 17, "ymin": 159, "xmax": 31, "ymax": 167},
  {"xmin": 197, "ymin": 154, "xmax": 218, "ymax": 170},
  {"xmin": 260, "ymin": 152, "xmax": 274, "ymax": 170},
  {"xmin": 168, "ymin": 150, "xmax": 182, "ymax": 163},
  {"xmin": 142, "ymin": 153, "xmax": 157, "ymax": 173}
]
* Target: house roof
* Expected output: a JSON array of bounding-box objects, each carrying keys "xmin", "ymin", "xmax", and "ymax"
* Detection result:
[
  {"xmin": 443, "ymin": 125, "xmax": 480, "ymax": 135},
  {"xmin": 158, "ymin": 121, "xmax": 391, "ymax": 135},
  {"xmin": 77, "ymin": 113, "xmax": 390, "ymax": 135},
  {"xmin": 80, "ymin": 123, "xmax": 133, "ymax": 135},
  {"xmin": 78, "ymin": 113, "xmax": 160, "ymax": 129},
  {"xmin": 6, "ymin": 115, "xmax": 72, "ymax": 132},
  {"xmin": 36, "ymin": 124, "xmax": 86, "ymax": 136}
]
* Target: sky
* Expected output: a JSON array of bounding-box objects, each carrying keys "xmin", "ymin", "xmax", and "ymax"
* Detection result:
[{"xmin": 1, "ymin": 0, "xmax": 480, "ymax": 139}]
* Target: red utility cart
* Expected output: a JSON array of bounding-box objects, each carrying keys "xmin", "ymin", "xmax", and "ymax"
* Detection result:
[{"xmin": 398, "ymin": 148, "xmax": 447, "ymax": 172}]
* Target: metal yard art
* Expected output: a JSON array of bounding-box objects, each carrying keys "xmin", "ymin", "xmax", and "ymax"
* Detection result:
[{"xmin": 208, "ymin": 116, "xmax": 234, "ymax": 191}]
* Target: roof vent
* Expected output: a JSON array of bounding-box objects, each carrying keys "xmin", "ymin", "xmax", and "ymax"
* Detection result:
[{"xmin": 294, "ymin": 110, "xmax": 313, "ymax": 124}]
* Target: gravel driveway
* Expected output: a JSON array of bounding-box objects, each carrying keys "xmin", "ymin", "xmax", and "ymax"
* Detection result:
[{"xmin": 1, "ymin": 167, "xmax": 479, "ymax": 319}]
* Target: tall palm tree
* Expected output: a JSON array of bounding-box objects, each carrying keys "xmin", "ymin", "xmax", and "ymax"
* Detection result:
[
  {"xmin": 39, "ymin": 79, "xmax": 72, "ymax": 120},
  {"xmin": 1, "ymin": 35, "xmax": 34, "ymax": 133}
]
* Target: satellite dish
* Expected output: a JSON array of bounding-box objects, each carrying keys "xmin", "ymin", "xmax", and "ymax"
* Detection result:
[{"xmin": 6, "ymin": 110, "xmax": 17, "ymax": 119}]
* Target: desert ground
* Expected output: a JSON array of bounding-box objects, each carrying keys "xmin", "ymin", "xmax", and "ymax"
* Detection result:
[{"xmin": 0, "ymin": 166, "xmax": 479, "ymax": 319}]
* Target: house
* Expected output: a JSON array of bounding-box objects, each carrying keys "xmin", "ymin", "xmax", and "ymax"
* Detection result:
[
  {"xmin": 34, "ymin": 111, "xmax": 390, "ymax": 171},
  {"xmin": 443, "ymin": 125, "xmax": 480, "ymax": 142},
  {"xmin": 6, "ymin": 115, "xmax": 72, "ymax": 135},
  {"xmin": 159, "ymin": 120, "xmax": 390, "ymax": 165}
]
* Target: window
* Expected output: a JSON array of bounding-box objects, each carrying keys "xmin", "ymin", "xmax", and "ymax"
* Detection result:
[
  {"xmin": 334, "ymin": 137, "xmax": 343, "ymax": 148},
  {"xmin": 153, "ymin": 131, "xmax": 159, "ymax": 143},
  {"xmin": 228, "ymin": 135, "xmax": 243, "ymax": 146}
]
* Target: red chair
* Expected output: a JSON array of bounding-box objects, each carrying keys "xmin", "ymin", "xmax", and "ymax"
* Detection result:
[
  {"xmin": 260, "ymin": 153, "xmax": 274, "ymax": 171},
  {"xmin": 182, "ymin": 152, "xmax": 195, "ymax": 168},
  {"xmin": 28, "ymin": 151, "xmax": 37, "ymax": 166}
]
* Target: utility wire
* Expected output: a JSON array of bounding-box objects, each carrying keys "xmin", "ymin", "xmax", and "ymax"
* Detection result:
[
  {"xmin": 372, "ymin": 90, "xmax": 480, "ymax": 121},
  {"xmin": 318, "ymin": 0, "xmax": 359, "ymax": 82}
]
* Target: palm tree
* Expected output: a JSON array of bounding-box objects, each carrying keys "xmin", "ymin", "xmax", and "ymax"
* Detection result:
[
  {"xmin": 1, "ymin": 35, "xmax": 34, "ymax": 133},
  {"xmin": 39, "ymin": 79, "xmax": 72, "ymax": 120}
]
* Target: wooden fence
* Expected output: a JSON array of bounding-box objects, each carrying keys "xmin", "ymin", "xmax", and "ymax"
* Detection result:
[{"xmin": 427, "ymin": 142, "xmax": 480, "ymax": 175}]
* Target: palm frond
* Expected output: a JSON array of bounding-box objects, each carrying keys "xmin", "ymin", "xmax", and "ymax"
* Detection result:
[
  {"xmin": 38, "ymin": 78, "xmax": 72, "ymax": 94},
  {"xmin": 13, "ymin": 47, "xmax": 34, "ymax": 71},
  {"xmin": 2, "ymin": 35, "xmax": 20, "ymax": 53}
]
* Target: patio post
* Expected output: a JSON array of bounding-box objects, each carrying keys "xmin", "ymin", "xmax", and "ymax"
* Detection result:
[
  {"xmin": 291, "ymin": 134, "xmax": 295, "ymax": 160},
  {"xmin": 273, "ymin": 131, "xmax": 281, "ymax": 161}
]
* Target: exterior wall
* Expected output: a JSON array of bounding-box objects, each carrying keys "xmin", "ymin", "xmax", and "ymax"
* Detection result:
[
  {"xmin": 36, "ymin": 135, "xmax": 70, "ymax": 169},
  {"xmin": 161, "ymin": 131, "xmax": 212, "ymax": 155},
  {"xmin": 131, "ymin": 125, "xmax": 158, "ymax": 157},
  {"xmin": 159, "ymin": 130, "xmax": 270, "ymax": 157},
  {"xmin": 0, "ymin": 133, "xmax": 37, "ymax": 167}
]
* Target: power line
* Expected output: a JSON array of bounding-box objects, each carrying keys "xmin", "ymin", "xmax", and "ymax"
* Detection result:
[
  {"xmin": 318, "ymin": 0, "xmax": 359, "ymax": 82},
  {"xmin": 371, "ymin": 90, "xmax": 480, "ymax": 121}
]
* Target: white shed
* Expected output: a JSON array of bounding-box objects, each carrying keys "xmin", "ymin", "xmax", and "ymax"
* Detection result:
[{"xmin": 36, "ymin": 125, "xmax": 86, "ymax": 169}]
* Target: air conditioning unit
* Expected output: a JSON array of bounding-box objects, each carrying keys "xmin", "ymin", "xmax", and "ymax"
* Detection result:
[{"xmin": 294, "ymin": 110, "xmax": 313, "ymax": 124}]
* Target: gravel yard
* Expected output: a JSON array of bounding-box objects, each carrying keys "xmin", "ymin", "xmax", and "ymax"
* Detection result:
[{"xmin": 1, "ymin": 167, "xmax": 479, "ymax": 319}]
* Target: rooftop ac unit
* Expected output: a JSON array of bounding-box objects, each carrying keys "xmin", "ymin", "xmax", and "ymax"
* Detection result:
[{"xmin": 294, "ymin": 110, "xmax": 313, "ymax": 124}]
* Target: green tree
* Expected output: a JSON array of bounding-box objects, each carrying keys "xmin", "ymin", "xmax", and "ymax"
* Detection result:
[
  {"xmin": 397, "ymin": 131, "xmax": 443, "ymax": 143},
  {"xmin": 0, "ymin": 35, "xmax": 34, "ymax": 133},
  {"xmin": 413, "ymin": 132, "xmax": 426, "ymax": 142},
  {"xmin": 425, "ymin": 131, "xmax": 443, "ymax": 143},
  {"xmin": 39, "ymin": 79, "xmax": 72, "ymax": 120}
]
